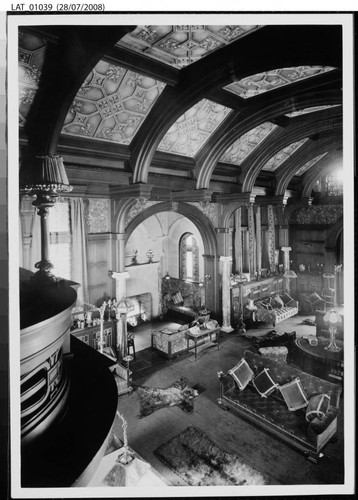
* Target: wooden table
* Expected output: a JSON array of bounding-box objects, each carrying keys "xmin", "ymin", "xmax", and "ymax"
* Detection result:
[
  {"xmin": 292, "ymin": 337, "xmax": 343, "ymax": 384},
  {"xmin": 185, "ymin": 327, "xmax": 220, "ymax": 361}
]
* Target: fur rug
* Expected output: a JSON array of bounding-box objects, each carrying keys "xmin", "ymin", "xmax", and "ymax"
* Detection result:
[
  {"xmin": 135, "ymin": 377, "xmax": 199, "ymax": 418},
  {"xmin": 154, "ymin": 426, "xmax": 269, "ymax": 486}
]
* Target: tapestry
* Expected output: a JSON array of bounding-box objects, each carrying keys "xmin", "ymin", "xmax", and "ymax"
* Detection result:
[
  {"xmin": 154, "ymin": 426, "xmax": 268, "ymax": 486},
  {"xmin": 248, "ymin": 205, "xmax": 256, "ymax": 275},
  {"xmin": 267, "ymin": 205, "xmax": 276, "ymax": 273}
]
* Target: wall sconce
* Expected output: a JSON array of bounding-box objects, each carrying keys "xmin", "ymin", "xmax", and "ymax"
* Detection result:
[{"xmin": 198, "ymin": 281, "xmax": 204, "ymax": 287}]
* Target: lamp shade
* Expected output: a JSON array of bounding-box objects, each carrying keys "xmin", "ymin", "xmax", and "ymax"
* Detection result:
[
  {"xmin": 323, "ymin": 310, "xmax": 342, "ymax": 325},
  {"xmin": 116, "ymin": 297, "xmax": 134, "ymax": 315},
  {"xmin": 283, "ymin": 270, "xmax": 297, "ymax": 279},
  {"xmin": 20, "ymin": 154, "xmax": 72, "ymax": 195}
]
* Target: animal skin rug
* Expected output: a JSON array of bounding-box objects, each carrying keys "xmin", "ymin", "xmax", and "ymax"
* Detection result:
[{"xmin": 135, "ymin": 377, "xmax": 199, "ymax": 418}]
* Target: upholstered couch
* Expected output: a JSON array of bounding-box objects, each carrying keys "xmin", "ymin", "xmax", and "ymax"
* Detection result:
[
  {"xmin": 255, "ymin": 292, "xmax": 298, "ymax": 327},
  {"xmin": 218, "ymin": 350, "xmax": 341, "ymax": 463}
]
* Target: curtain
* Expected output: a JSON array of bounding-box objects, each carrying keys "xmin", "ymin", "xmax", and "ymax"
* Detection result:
[
  {"xmin": 234, "ymin": 208, "xmax": 242, "ymax": 274},
  {"xmin": 267, "ymin": 205, "xmax": 276, "ymax": 273},
  {"xmin": 70, "ymin": 198, "xmax": 89, "ymax": 304},
  {"xmin": 248, "ymin": 205, "xmax": 256, "ymax": 275}
]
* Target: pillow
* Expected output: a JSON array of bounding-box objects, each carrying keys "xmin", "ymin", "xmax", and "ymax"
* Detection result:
[
  {"xmin": 183, "ymin": 295, "xmax": 194, "ymax": 307},
  {"xmin": 172, "ymin": 291, "xmax": 183, "ymax": 304},
  {"xmin": 281, "ymin": 292, "xmax": 293, "ymax": 305},
  {"xmin": 308, "ymin": 291, "xmax": 323, "ymax": 304},
  {"xmin": 228, "ymin": 358, "xmax": 254, "ymax": 391},
  {"xmin": 252, "ymin": 368, "xmax": 278, "ymax": 398},
  {"xmin": 260, "ymin": 299, "xmax": 273, "ymax": 310},
  {"xmin": 272, "ymin": 294, "xmax": 284, "ymax": 309},
  {"xmin": 278, "ymin": 378, "xmax": 309, "ymax": 411},
  {"xmin": 178, "ymin": 323, "xmax": 189, "ymax": 331},
  {"xmin": 306, "ymin": 394, "xmax": 331, "ymax": 422}
]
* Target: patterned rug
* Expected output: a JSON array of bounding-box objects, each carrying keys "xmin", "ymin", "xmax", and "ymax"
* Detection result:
[{"xmin": 154, "ymin": 426, "xmax": 268, "ymax": 486}]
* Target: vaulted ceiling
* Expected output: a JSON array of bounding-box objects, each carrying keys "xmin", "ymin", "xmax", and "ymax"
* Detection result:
[{"xmin": 18, "ymin": 23, "xmax": 343, "ymax": 203}]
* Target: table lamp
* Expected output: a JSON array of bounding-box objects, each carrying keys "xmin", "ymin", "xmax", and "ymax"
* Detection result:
[{"xmin": 323, "ymin": 309, "xmax": 342, "ymax": 352}]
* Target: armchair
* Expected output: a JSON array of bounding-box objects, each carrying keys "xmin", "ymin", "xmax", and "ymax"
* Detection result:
[{"xmin": 299, "ymin": 291, "xmax": 325, "ymax": 315}]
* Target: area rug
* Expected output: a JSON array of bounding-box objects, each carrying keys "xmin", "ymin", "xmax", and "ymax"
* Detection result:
[{"xmin": 154, "ymin": 426, "xmax": 268, "ymax": 486}]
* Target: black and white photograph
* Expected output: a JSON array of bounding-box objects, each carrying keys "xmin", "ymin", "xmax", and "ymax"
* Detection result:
[{"xmin": 3, "ymin": 5, "xmax": 355, "ymax": 498}]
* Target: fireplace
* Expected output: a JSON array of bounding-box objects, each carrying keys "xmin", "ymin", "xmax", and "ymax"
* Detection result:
[{"xmin": 126, "ymin": 292, "xmax": 152, "ymax": 327}]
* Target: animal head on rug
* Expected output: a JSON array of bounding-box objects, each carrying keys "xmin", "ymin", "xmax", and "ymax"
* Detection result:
[{"xmin": 135, "ymin": 377, "xmax": 199, "ymax": 419}]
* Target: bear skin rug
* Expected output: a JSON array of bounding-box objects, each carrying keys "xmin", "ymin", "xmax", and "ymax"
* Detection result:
[{"xmin": 135, "ymin": 377, "xmax": 199, "ymax": 418}]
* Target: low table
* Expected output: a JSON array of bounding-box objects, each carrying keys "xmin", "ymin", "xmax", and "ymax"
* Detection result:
[
  {"xmin": 292, "ymin": 337, "xmax": 343, "ymax": 384},
  {"xmin": 186, "ymin": 327, "xmax": 220, "ymax": 361}
]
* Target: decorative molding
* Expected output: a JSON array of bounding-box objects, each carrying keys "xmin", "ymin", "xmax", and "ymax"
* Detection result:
[
  {"xmin": 110, "ymin": 183, "xmax": 153, "ymax": 199},
  {"xmin": 124, "ymin": 198, "xmax": 159, "ymax": 227},
  {"xmin": 171, "ymin": 189, "xmax": 212, "ymax": 202},
  {"xmin": 188, "ymin": 201, "xmax": 218, "ymax": 227},
  {"xmin": 213, "ymin": 192, "xmax": 256, "ymax": 205}
]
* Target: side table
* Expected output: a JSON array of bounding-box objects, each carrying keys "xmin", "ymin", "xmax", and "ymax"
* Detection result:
[
  {"xmin": 186, "ymin": 327, "xmax": 220, "ymax": 361},
  {"xmin": 292, "ymin": 337, "xmax": 343, "ymax": 384}
]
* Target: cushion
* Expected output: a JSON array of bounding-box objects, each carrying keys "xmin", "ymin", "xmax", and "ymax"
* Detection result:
[
  {"xmin": 178, "ymin": 323, "xmax": 189, "ymax": 331},
  {"xmin": 278, "ymin": 377, "xmax": 309, "ymax": 411},
  {"xmin": 272, "ymin": 294, "xmax": 284, "ymax": 308},
  {"xmin": 308, "ymin": 291, "xmax": 323, "ymax": 304},
  {"xmin": 252, "ymin": 368, "xmax": 278, "ymax": 398},
  {"xmin": 228, "ymin": 358, "xmax": 254, "ymax": 391},
  {"xmin": 183, "ymin": 295, "xmax": 194, "ymax": 307},
  {"xmin": 172, "ymin": 291, "xmax": 184, "ymax": 304},
  {"xmin": 306, "ymin": 394, "xmax": 331, "ymax": 422},
  {"xmin": 281, "ymin": 292, "xmax": 293, "ymax": 305},
  {"xmin": 260, "ymin": 299, "xmax": 273, "ymax": 310}
]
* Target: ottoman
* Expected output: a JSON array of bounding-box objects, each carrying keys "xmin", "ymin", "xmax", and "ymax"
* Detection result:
[{"xmin": 258, "ymin": 346, "xmax": 288, "ymax": 363}]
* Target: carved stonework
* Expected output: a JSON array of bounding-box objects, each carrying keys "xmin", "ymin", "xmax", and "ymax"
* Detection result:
[
  {"xmin": 125, "ymin": 199, "xmax": 159, "ymax": 227},
  {"xmin": 189, "ymin": 201, "xmax": 218, "ymax": 227},
  {"xmin": 86, "ymin": 198, "xmax": 110, "ymax": 233},
  {"xmin": 293, "ymin": 205, "xmax": 343, "ymax": 225}
]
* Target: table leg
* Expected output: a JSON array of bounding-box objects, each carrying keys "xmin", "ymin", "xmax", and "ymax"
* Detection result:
[{"xmin": 194, "ymin": 338, "xmax": 198, "ymax": 361}]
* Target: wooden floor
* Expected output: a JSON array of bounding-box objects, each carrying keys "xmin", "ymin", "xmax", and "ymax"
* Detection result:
[{"xmin": 111, "ymin": 313, "xmax": 347, "ymax": 493}]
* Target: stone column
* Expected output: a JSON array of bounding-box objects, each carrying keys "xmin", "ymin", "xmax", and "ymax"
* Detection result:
[
  {"xmin": 281, "ymin": 247, "xmax": 292, "ymax": 273},
  {"xmin": 220, "ymin": 256, "xmax": 234, "ymax": 333},
  {"xmin": 234, "ymin": 208, "xmax": 242, "ymax": 274},
  {"xmin": 110, "ymin": 271, "xmax": 129, "ymax": 301},
  {"xmin": 255, "ymin": 206, "xmax": 262, "ymax": 274}
]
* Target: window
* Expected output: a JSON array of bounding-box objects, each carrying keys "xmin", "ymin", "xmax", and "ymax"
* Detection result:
[
  {"xmin": 179, "ymin": 233, "xmax": 199, "ymax": 281},
  {"xmin": 48, "ymin": 200, "xmax": 72, "ymax": 280}
]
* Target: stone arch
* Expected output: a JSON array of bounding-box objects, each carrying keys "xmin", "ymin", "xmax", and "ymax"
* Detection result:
[{"xmin": 124, "ymin": 201, "xmax": 218, "ymax": 257}]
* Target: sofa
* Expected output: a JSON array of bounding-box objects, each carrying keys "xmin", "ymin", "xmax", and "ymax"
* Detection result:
[
  {"xmin": 218, "ymin": 350, "xmax": 341, "ymax": 463},
  {"xmin": 255, "ymin": 292, "xmax": 298, "ymax": 327}
]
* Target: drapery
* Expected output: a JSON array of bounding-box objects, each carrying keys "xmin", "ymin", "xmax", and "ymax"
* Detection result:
[
  {"xmin": 248, "ymin": 205, "xmax": 256, "ymax": 275},
  {"xmin": 267, "ymin": 205, "xmax": 276, "ymax": 273},
  {"xmin": 234, "ymin": 208, "xmax": 242, "ymax": 274},
  {"xmin": 70, "ymin": 198, "xmax": 89, "ymax": 304}
]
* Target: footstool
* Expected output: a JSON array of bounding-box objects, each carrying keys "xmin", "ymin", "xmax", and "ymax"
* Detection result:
[{"xmin": 258, "ymin": 346, "xmax": 288, "ymax": 363}]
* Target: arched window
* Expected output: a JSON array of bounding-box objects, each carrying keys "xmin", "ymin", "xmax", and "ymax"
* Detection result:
[{"xmin": 179, "ymin": 233, "xmax": 199, "ymax": 281}]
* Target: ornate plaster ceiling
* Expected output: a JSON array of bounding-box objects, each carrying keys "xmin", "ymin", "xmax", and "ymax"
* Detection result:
[
  {"xmin": 62, "ymin": 61, "xmax": 165, "ymax": 144},
  {"xmin": 262, "ymin": 138, "xmax": 308, "ymax": 171},
  {"xmin": 224, "ymin": 66, "xmax": 335, "ymax": 99},
  {"xmin": 117, "ymin": 25, "xmax": 262, "ymax": 69},
  {"xmin": 220, "ymin": 122, "xmax": 277, "ymax": 165},
  {"xmin": 295, "ymin": 153, "xmax": 327, "ymax": 176},
  {"xmin": 157, "ymin": 99, "xmax": 232, "ymax": 157}
]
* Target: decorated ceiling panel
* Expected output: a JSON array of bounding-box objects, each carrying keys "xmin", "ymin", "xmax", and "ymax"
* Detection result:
[
  {"xmin": 61, "ymin": 61, "xmax": 166, "ymax": 144},
  {"xmin": 262, "ymin": 138, "xmax": 308, "ymax": 171},
  {"xmin": 219, "ymin": 121, "xmax": 277, "ymax": 165},
  {"xmin": 157, "ymin": 99, "xmax": 232, "ymax": 157},
  {"xmin": 118, "ymin": 25, "xmax": 262, "ymax": 69},
  {"xmin": 224, "ymin": 66, "xmax": 335, "ymax": 99},
  {"xmin": 294, "ymin": 153, "xmax": 327, "ymax": 176},
  {"xmin": 18, "ymin": 31, "xmax": 46, "ymax": 126}
]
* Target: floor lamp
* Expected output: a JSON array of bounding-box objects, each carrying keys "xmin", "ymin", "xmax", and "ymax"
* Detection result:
[{"xmin": 19, "ymin": 154, "xmax": 73, "ymax": 284}]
